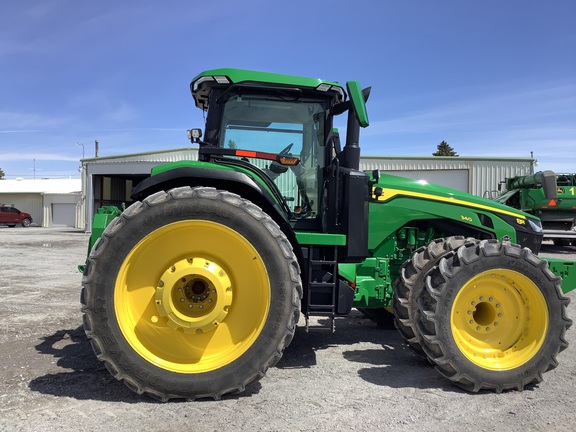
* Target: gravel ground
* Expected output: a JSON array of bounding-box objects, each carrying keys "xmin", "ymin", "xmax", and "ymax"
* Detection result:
[{"xmin": 1, "ymin": 227, "xmax": 576, "ymax": 432}]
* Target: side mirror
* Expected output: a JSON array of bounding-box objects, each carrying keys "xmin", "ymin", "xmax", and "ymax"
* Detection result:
[
  {"xmin": 540, "ymin": 170, "xmax": 558, "ymax": 200},
  {"xmin": 346, "ymin": 81, "xmax": 370, "ymax": 128}
]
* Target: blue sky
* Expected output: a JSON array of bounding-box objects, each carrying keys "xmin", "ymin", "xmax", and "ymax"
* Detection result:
[{"xmin": 1, "ymin": 0, "xmax": 574, "ymax": 179}]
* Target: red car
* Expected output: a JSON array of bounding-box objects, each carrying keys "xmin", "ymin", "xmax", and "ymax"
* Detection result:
[{"xmin": 0, "ymin": 205, "xmax": 33, "ymax": 227}]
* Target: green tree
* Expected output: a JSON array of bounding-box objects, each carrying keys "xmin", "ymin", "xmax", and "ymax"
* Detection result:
[
  {"xmin": 0, "ymin": 167, "xmax": 5, "ymax": 179},
  {"xmin": 228, "ymin": 139, "xmax": 237, "ymax": 149},
  {"xmin": 433, "ymin": 141, "xmax": 458, "ymax": 156}
]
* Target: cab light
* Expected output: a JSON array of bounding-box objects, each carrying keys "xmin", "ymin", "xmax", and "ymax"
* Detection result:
[
  {"xmin": 192, "ymin": 76, "xmax": 214, "ymax": 92},
  {"xmin": 278, "ymin": 156, "xmax": 299, "ymax": 166},
  {"xmin": 237, "ymin": 150, "xmax": 299, "ymax": 165},
  {"xmin": 236, "ymin": 150, "xmax": 257, "ymax": 158},
  {"xmin": 192, "ymin": 75, "xmax": 230, "ymax": 92},
  {"xmin": 528, "ymin": 218, "xmax": 543, "ymax": 233},
  {"xmin": 315, "ymin": 84, "xmax": 346, "ymax": 102}
]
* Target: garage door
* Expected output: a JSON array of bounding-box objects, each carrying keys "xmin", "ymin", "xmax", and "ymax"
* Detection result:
[
  {"xmin": 386, "ymin": 169, "xmax": 469, "ymax": 192},
  {"xmin": 52, "ymin": 203, "xmax": 76, "ymax": 227}
]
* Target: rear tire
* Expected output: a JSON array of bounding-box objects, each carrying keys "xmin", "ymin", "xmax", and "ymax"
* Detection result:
[
  {"xmin": 392, "ymin": 236, "xmax": 474, "ymax": 358},
  {"xmin": 21, "ymin": 218, "xmax": 31, "ymax": 227},
  {"xmin": 417, "ymin": 240, "xmax": 572, "ymax": 392},
  {"xmin": 81, "ymin": 186, "xmax": 302, "ymax": 401}
]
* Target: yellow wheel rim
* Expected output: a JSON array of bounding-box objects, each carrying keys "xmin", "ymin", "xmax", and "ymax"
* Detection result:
[
  {"xmin": 451, "ymin": 269, "xmax": 548, "ymax": 370},
  {"xmin": 114, "ymin": 220, "xmax": 270, "ymax": 373}
]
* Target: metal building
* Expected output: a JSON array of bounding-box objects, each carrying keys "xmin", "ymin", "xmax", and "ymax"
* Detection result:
[
  {"xmin": 360, "ymin": 155, "xmax": 534, "ymax": 197},
  {"xmin": 81, "ymin": 147, "xmax": 534, "ymax": 232},
  {"xmin": 0, "ymin": 179, "xmax": 82, "ymax": 227},
  {"xmin": 80, "ymin": 148, "xmax": 198, "ymax": 231}
]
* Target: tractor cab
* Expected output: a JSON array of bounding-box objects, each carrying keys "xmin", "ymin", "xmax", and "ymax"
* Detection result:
[{"xmin": 188, "ymin": 69, "xmax": 370, "ymax": 250}]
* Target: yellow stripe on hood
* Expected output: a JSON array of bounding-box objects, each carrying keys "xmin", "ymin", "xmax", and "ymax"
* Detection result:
[{"xmin": 373, "ymin": 187, "xmax": 526, "ymax": 220}]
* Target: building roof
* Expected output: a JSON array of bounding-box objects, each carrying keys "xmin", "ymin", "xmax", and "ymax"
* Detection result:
[
  {"xmin": 82, "ymin": 147, "xmax": 199, "ymax": 164},
  {"xmin": 0, "ymin": 179, "xmax": 81, "ymax": 194}
]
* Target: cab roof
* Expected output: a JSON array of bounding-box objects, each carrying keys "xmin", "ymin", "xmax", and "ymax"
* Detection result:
[{"xmin": 190, "ymin": 68, "xmax": 346, "ymax": 110}]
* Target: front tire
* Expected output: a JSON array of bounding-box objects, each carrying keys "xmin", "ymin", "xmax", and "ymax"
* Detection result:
[
  {"xmin": 81, "ymin": 187, "xmax": 302, "ymax": 401},
  {"xmin": 21, "ymin": 218, "xmax": 31, "ymax": 227},
  {"xmin": 417, "ymin": 240, "xmax": 572, "ymax": 392}
]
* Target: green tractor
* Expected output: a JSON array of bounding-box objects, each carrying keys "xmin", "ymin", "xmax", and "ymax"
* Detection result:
[
  {"xmin": 495, "ymin": 171, "xmax": 576, "ymax": 246},
  {"xmin": 81, "ymin": 68, "xmax": 575, "ymax": 401}
]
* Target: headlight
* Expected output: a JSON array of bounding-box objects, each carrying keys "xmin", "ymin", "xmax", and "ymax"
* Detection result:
[{"xmin": 528, "ymin": 218, "xmax": 543, "ymax": 233}]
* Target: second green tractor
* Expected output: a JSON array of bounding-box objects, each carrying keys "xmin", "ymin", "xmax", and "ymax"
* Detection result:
[{"xmin": 494, "ymin": 171, "xmax": 576, "ymax": 246}]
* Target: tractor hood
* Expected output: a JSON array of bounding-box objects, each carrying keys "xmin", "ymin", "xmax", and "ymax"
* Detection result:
[{"xmin": 373, "ymin": 173, "xmax": 536, "ymax": 222}]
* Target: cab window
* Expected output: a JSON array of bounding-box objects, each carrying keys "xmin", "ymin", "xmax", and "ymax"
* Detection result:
[{"xmin": 219, "ymin": 95, "xmax": 326, "ymax": 219}]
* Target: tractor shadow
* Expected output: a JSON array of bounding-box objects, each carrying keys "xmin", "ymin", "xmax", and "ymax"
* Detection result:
[
  {"xmin": 29, "ymin": 326, "xmax": 263, "ymax": 402},
  {"xmin": 278, "ymin": 310, "xmax": 462, "ymax": 392},
  {"xmin": 29, "ymin": 311, "xmax": 491, "ymax": 401},
  {"xmin": 29, "ymin": 326, "xmax": 153, "ymax": 402}
]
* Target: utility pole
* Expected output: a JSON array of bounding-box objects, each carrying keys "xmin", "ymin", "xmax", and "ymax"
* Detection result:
[
  {"xmin": 77, "ymin": 142, "xmax": 85, "ymax": 159},
  {"xmin": 30, "ymin": 158, "xmax": 42, "ymax": 180}
]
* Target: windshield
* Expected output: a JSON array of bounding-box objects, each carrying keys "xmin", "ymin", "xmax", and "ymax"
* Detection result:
[{"xmin": 219, "ymin": 95, "xmax": 326, "ymax": 219}]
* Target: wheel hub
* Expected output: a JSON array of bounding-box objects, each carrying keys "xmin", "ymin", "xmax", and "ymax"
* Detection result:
[
  {"xmin": 451, "ymin": 269, "xmax": 548, "ymax": 369},
  {"xmin": 154, "ymin": 257, "xmax": 233, "ymax": 333},
  {"xmin": 465, "ymin": 295, "xmax": 501, "ymax": 335}
]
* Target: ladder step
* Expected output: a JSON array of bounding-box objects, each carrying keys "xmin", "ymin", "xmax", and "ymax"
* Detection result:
[
  {"xmin": 308, "ymin": 304, "xmax": 335, "ymax": 309},
  {"xmin": 305, "ymin": 245, "xmax": 339, "ymax": 320},
  {"xmin": 305, "ymin": 315, "xmax": 335, "ymax": 333},
  {"xmin": 310, "ymin": 282, "xmax": 335, "ymax": 288},
  {"xmin": 310, "ymin": 259, "xmax": 337, "ymax": 266}
]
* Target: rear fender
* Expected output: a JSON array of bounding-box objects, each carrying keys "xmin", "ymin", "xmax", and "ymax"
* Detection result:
[{"xmin": 130, "ymin": 166, "xmax": 292, "ymax": 231}]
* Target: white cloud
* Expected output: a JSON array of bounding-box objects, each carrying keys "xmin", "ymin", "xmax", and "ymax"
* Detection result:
[
  {"xmin": 0, "ymin": 152, "xmax": 79, "ymax": 162},
  {"xmin": 0, "ymin": 111, "xmax": 71, "ymax": 131}
]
